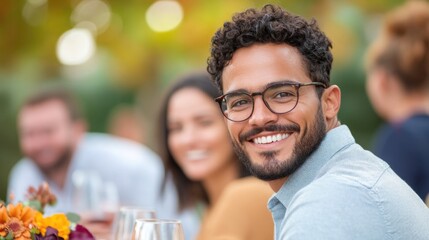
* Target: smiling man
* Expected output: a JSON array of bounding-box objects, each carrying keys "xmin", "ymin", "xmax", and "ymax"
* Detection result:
[
  {"xmin": 8, "ymin": 87, "xmax": 164, "ymax": 218},
  {"xmin": 207, "ymin": 4, "xmax": 429, "ymax": 240}
]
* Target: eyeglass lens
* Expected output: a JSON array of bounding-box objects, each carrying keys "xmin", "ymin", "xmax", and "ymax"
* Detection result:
[{"xmin": 221, "ymin": 84, "xmax": 299, "ymax": 121}]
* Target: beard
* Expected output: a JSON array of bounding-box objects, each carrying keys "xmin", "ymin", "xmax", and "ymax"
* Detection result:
[
  {"xmin": 232, "ymin": 104, "xmax": 326, "ymax": 181},
  {"xmin": 30, "ymin": 144, "xmax": 74, "ymax": 176}
]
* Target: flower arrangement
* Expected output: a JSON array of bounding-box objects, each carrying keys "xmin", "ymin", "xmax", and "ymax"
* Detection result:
[{"xmin": 0, "ymin": 183, "xmax": 95, "ymax": 240}]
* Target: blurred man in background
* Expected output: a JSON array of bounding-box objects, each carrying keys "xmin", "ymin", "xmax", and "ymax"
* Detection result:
[
  {"xmin": 365, "ymin": 0, "xmax": 429, "ymax": 204},
  {"xmin": 7, "ymin": 87, "xmax": 164, "ymax": 236}
]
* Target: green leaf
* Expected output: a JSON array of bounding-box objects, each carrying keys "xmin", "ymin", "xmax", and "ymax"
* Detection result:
[
  {"xmin": 26, "ymin": 200, "xmax": 43, "ymax": 212},
  {"xmin": 30, "ymin": 226, "xmax": 40, "ymax": 234},
  {"xmin": 5, "ymin": 232, "xmax": 13, "ymax": 240},
  {"xmin": 66, "ymin": 212, "xmax": 81, "ymax": 223}
]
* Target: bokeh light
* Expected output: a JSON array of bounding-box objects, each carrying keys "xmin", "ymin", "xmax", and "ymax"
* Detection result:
[
  {"xmin": 22, "ymin": 0, "xmax": 47, "ymax": 26},
  {"xmin": 146, "ymin": 0, "xmax": 183, "ymax": 32},
  {"xmin": 71, "ymin": 0, "xmax": 111, "ymax": 34},
  {"xmin": 56, "ymin": 28, "xmax": 96, "ymax": 65}
]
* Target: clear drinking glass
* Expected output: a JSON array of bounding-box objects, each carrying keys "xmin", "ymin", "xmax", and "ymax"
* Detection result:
[
  {"xmin": 71, "ymin": 169, "xmax": 119, "ymax": 222},
  {"xmin": 131, "ymin": 219, "xmax": 185, "ymax": 240},
  {"xmin": 111, "ymin": 207, "xmax": 157, "ymax": 240},
  {"xmin": 71, "ymin": 170, "xmax": 119, "ymax": 239}
]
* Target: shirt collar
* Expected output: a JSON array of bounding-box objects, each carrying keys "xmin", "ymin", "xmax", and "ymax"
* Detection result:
[{"xmin": 269, "ymin": 125, "xmax": 355, "ymax": 209}]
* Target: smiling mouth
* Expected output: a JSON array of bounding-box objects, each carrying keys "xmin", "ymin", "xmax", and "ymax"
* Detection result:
[
  {"xmin": 186, "ymin": 150, "xmax": 208, "ymax": 161},
  {"xmin": 251, "ymin": 133, "xmax": 290, "ymax": 144}
]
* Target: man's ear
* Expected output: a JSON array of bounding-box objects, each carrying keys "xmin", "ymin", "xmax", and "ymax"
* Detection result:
[{"xmin": 322, "ymin": 85, "xmax": 341, "ymax": 122}]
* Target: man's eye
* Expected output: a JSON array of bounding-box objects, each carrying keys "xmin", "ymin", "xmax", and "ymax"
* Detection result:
[
  {"xmin": 230, "ymin": 99, "xmax": 251, "ymax": 109},
  {"xmin": 274, "ymin": 91, "xmax": 294, "ymax": 98}
]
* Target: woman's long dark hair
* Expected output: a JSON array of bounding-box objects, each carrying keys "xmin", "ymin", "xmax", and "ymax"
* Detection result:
[{"xmin": 157, "ymin": 71, "xmax": 249, "ymax": 211}]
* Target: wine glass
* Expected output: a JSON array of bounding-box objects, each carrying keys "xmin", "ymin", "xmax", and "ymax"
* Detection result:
[
  {"xmin": 71, "ymin": 169, "xmax": 119, "ymax": 220},
  {"xmin": 111, "ymin": 207, "xmax": 156, "ymax": 240},
  {"xmin": 71, "ymin": 169, "xmax": 119, "ymax": 239},
  {"xmin": 131, "ymin": 219, "xmax": 185, "ymax": 240}
]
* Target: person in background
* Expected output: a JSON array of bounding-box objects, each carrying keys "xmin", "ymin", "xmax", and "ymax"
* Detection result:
[
  {"xmin": 156, "ymin": 72, "xmax": 273, "ymax": 240},
  {"xmin": 7, "ymin": 87, "xmax": 164, "ymax": 237},
  {"xmin": 365, "ymin": 0, "xmax": 429, "ymax": 203},
  {"xmin": 207, "ymin": 4, "xmax": 429, "ymax": 239},
  {"xmin": 107, "ymin": 104, "xmax": 147, "ymax": 144}
]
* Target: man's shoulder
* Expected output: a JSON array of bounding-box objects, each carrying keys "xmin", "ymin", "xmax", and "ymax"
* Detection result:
[
  {"xmin": 78, "ymin": 133, "xmax": 161, "ymax": 164},
  {"xmin": 287, "ymin": 145, "xmax": 409, "ymax": 218},
  {"xmin": 281, "ymin": 176, "xmax": 386, "ymax": 238},
  {"xmin": 82, "ymin": 133, "xmax": 145, "ymax": 152},
  {"xmin": 8, "ymin": 158, "xmax": 45, "ymax": 201},
  {"xmin": 309, "ymin": 145, "xmax": 411, "ymax": 202},
  {"xmin": 320, "ymin": 143, "xmax": 391, "ymax": 189},
  {"xmin": 283, "ymin": 160, "xmax": 429, "ymax": 239},
  {"xmin": 10, "ymin": 158, "xmax": 40, "ymax": 175},
  {"xmin": 292, "ymin": 173, "xmax": 379, "ymax": 210},
  {"xmin": 9, "ymin": 158, "xmax": 44, "ymax": 184},
  {"xmin": 73, "ymin": 133, "xmax": 163, "ymax": 180}
]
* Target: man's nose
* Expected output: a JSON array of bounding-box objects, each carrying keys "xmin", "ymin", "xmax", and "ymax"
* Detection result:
[{"xmin": 248, "ymin": 96, "xmax": 278, "ymax": 126}]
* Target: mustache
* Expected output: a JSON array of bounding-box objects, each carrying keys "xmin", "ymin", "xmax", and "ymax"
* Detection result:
[{"xmin": 239, "ymin": 123, "xmax": 300, "ymax": 143}]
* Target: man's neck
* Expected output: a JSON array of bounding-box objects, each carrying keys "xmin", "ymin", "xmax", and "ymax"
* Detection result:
[
  {"xmin": 44, "ymin": 159, "xmax": 72, "ymax": 190},
  {"xmin": 268, "ymin": 177, "xmax": 287, "ymax": 192}
]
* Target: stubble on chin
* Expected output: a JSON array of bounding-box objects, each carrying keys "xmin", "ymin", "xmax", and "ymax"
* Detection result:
[
  {"xmin": 33, "ymin": 146, "xmax": 74, "ymax": 176},
  {"xmin": 232, "ymin": 140, "xmax": 292, "ymax": 181},
  {"xmin": 231, "ymin": 105, "xmax": 326, "ymax": 181}
]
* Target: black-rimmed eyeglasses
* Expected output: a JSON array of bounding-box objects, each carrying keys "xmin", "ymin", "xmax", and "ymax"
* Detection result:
[{"xmin": 215, "ymin": 81, "xmax": 327, "ymax": 122}]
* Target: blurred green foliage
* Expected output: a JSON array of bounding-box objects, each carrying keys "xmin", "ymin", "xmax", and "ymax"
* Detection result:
[{"xmin": 0, "ymin": 0, "xmax": 406, "ymax": 200}]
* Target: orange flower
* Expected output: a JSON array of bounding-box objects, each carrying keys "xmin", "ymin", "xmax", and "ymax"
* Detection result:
[
  {"xmin": 34, "ymin": 212, "xmax": 71, "ymax": 240},
  {"xmin": 0, "ymin": 205, "xmax": 9, "ymax": 237},
  {"xmin": 0, "ymin": 203, "xmax": 36, "ymax": 240}
]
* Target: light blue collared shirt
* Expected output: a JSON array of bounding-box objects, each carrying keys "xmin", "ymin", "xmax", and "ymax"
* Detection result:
[
  {"xmin": 268, "ymin": 125, "xmax": 429, "ymax": 240},
  {"xmin": 8, "ymin": 133, "xmax": 164, "ymax": 214}
]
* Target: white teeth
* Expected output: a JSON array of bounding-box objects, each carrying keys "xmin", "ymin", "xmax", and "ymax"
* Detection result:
[
  {"xmin": 253, "ymin": 133, "xmax": 289, "ymax": 144},
  {"xmin": 186, "ymin": 150, "xmax": 208, "ymax": 161}
]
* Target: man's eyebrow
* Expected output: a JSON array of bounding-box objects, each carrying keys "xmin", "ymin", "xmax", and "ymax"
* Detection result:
[
  {"xmin": 225, "ymin": 79, "xmax": 297, "ymax": 95},
  {"xmin": 265, "ymin": 79, "xmax": 297, "ymax": 88},
  {"xmin": 224, "ymin": 88, "xmax": 249, "ymax": 95}
]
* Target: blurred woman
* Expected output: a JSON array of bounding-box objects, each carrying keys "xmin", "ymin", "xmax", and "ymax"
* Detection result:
[
  {"xmin": 365, "ymin": 0, "xmax": 429, "ymax": 203},
  {"xmin": 156, "ymin": 72, "xmax": 273, "ymax": 240}
]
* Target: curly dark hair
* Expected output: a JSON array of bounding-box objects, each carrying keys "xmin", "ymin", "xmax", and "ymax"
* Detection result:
[{"xmin": 207, "ymin": 4, "xmax": 333, "ymax": 93}]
